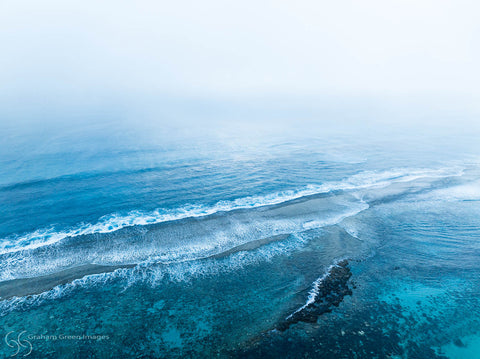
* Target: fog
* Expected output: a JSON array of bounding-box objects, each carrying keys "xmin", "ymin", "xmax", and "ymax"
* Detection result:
[{"xmin": 0, "ymin": 0, "xmax": 479, "ymax": 127}]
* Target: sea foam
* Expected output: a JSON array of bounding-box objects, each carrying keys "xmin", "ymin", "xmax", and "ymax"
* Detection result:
[{"xmin": 0, "ymin": 166, "xmax": 462, "ymax": 255}]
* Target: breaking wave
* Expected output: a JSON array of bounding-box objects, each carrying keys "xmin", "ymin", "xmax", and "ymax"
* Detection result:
[{"xmin": 0, "ymin": 166, "xmax": 463, "ymax": 255}]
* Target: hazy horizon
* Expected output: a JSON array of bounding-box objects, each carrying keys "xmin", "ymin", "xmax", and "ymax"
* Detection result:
[{"xmin": 1, "ymin": 0, "xmax": 479, "ymax": 126}]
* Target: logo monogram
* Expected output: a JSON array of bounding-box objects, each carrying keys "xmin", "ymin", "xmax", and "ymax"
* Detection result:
[{"xmin": 4, "ymin": 331, "xmax": 32, "ymax": 357}]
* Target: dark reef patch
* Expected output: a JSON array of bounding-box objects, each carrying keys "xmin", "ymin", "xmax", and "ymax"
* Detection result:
[
  {"xmin": 230, "ymin": 299, "xmax": 452, "ymax": 359},
  {"xmin": 277, "ymin": 259, "xmax": 353, "ymax": 331}
]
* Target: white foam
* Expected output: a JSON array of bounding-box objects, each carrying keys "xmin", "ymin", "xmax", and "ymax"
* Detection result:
[
  {"xmin": 0, "ymin": 203, "xmax": 370, "ymax": 313},
  {"xmin": 0, "ymin": 269, "xmax": 122, "ymax": 315},
  {"xmin": 0, "ymin": 200, "xmax": 371, "ymax": 282},
  {"xmin": 0, "ymin": 166, "xmax": 463, "ymax": 255},
  {"xmin": 0, "ymin": 232, "xmax": 311, "ymax": 314},
  {"xmin": 302, "ymin": 204, "xmax": 368, "ymax": 230},
  {"xmin": 340, "ymin": 221, "xmax": 360, "ymax": 239},
  {"xmin": 419, "ymin": 180, "xmax": 480, "ymax": 202}
]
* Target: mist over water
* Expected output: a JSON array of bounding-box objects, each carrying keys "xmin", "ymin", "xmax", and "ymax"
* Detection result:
[
  {"xmin": 1, "ymin": 98, "xmax": 480, "ymax": 357},
  {"xmin": 1, "ymin": 0, "xmax": 480, "ymax": 357}
]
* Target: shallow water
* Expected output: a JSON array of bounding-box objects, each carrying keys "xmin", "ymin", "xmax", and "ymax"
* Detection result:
[{"xmin": 1, "ymin": 119, "xmax": 479, "ymax": 358}]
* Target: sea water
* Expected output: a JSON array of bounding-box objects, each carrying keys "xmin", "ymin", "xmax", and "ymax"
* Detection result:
[{"xmin": 1, "ymin": 115, "xmax": 479, "ymax": 358}]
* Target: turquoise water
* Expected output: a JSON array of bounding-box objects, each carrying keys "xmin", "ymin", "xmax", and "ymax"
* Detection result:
[{"xmin": 1, "ymin": 117, "xmax": 480, "ymax": 358}]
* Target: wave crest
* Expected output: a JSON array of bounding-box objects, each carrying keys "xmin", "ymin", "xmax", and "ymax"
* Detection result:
[{"xmin": 0, "ymin": 166, "xmax": 462, "ymax": 255}]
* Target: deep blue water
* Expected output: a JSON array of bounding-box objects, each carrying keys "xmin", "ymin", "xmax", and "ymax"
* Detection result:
[{"xmin": 1, "ymin": 117, "xmax": 480, "ymax": 358}]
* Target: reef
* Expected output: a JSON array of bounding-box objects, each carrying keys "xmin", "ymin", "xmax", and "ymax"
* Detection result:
[{"xmin": 278, "ymin": 259, "xmax": 352, "ymax": 331}]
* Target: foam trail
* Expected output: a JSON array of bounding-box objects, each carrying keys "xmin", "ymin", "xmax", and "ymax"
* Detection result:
[
  {"xmin": 0, "ymin": 200, "xmax": 369, "ymax": 282},
  {"xmin": 416, "ymin": 179, "xmax": 480, "ymax": 202},
  {"xmin": 0, "ymin": 231, "xmax": 310, "ymax": 315},
  {"xmin": 0, "ymin": 166, "xmax": 463, "ymax": 254},
  {"xmin": 0, "ymin": 202, "xmax": 368, "ymax": 311},
  {"xmin": 0, "ymin": 270, "xmax": 122, "ymax": 316}
]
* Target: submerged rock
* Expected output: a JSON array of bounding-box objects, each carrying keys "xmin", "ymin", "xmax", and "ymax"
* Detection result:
[
  {"xmin": 453, "ymin": 338, "xmax": 466, "ymax": 347},
  {"xmin": 278, "ymin": 259, "xmax": 353, "ymax": 331}
]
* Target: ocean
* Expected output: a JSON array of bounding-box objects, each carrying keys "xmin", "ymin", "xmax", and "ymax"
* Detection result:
[{"xmin": 1, "ymin": 113, "xmax": 479, "ymax": 358}]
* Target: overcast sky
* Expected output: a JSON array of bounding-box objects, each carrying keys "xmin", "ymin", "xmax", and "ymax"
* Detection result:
[{"xmin": 0, "ymin": 0, "xmax": 479, "ymax": 118}]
